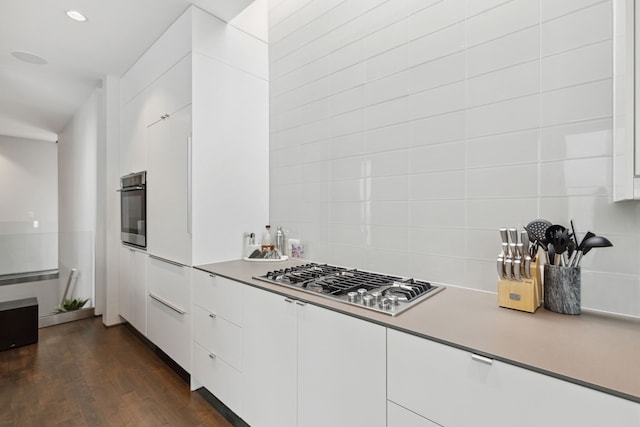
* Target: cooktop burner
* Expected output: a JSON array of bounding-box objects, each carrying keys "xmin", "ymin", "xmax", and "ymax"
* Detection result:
[{"xmin": 255, "ymin": 263, "xmax": 444, "ymax": 316}]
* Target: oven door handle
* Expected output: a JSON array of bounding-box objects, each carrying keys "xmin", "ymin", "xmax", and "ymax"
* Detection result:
[{"xmin": 117, "ymin": 186, "xmax": 145, "ymax": 192}]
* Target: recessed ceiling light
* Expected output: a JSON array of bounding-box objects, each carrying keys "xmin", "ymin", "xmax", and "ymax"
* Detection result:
[
  {"xmin": 66, "ymin": 10, "xmax": 87, "ymax": 22},
  {"xmin": 11, "ymin": 51, "xmax": 48, "ymax": 65}
]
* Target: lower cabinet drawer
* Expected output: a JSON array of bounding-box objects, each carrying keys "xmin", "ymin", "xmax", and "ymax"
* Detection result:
[
  {"xmin": 388, "ymin": 401, "xmax": 439, "ymax": 427},
  {"xmin": 193, "ymin": 342, "xmax": 241, "ymax": 415},
  {"xmin": 147, "ymin": 295, "xmax": 191, "ymax": 372},
  {"xmin": 193, "ymin": 305, "xmax": 241, "ymax": 371}
]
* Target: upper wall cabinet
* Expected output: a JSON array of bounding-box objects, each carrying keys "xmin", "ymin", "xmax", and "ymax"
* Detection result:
[
  {"xmin": 145, "ymin": 55, "xmax": 192, "ymax": 127},
  {"xmin": 119, "ymin": 92, "xmax": 147, "ymax": 175},
  {"xmin": 613, "ymin": 0, "xmax": 640, "ymax": 200}
]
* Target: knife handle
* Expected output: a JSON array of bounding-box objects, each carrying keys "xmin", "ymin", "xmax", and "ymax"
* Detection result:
[
  {"xmin": 508, "ymin": 228, "xmax": 518, "ymax": 245},
  {"xmin": 509, "ymin": 243, "xmax": 518, "ymax": 258},
  {"xmin": 524, "ymin": 256, "xmax": 531, "ymax": 279},
  {"xmin": 521, "ymin": 230, "xmax": 529, "ymax": 254},
  {"xmin": 500, "ymin": 228, "xmax": 509, "ymax": 245},
  {"xmin": 497, "ymin": 257, "xmax": 505, "ymax": 280},
  {"xmin": 516, "ymin": 242, "xmax": 523, "ymax": 259},
  {"xmin": 513, "ymin": 259, "xmax": 522, "ymax": 281},
  {"xmin": 505, "ymin": 258, "xmax": 513, "ymax": 280},
  {"xmin": 501, "ymin": 242, "xmax": 509, "ymax": 257}
]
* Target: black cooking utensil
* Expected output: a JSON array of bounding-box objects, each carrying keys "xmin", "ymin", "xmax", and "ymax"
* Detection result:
[
  {"xmin": 525, "ymin": 219, "xmax": 552, "ymax": 245},
  {"xmin": 581, "ymin": 235, "xmax": 613, "ymax": 255}
]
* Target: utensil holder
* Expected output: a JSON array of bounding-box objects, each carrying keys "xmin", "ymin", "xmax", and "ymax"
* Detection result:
[
  {"xmin": 498, "ymin": 260, "xmax": 542, "ymax": 313},
  {"xmin": 543, "ymin": 265, "xmax": 581, "ymax": 315}
]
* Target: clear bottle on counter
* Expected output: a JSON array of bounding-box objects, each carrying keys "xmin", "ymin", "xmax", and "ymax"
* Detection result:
[
  {"xmin": 275, "ymin": 226, "xmax": 285, "ymax": 255},
  {"xmin": 261, "ymin": 225, "xmax": 274, "ymax": 250}
]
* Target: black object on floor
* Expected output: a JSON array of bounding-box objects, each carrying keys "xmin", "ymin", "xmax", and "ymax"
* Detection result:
[{"xmin": 0, "ymin": 297, "xmax": 38, "ymax": 351}]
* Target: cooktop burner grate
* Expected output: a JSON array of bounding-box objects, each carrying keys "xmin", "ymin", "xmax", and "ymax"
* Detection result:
[{"xmin": 255, "ymin": 263, "xmax": 444, "ymax": 316}]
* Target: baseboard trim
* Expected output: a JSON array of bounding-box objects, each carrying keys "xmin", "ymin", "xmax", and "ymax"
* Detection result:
[{"xmin": 38, "ymin": 307, "xmax": 95, "ymax": 328}]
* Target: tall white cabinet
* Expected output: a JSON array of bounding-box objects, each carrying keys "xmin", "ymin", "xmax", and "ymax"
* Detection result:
[{"xmin": 117, "ymin": 6, "xmax": 268, "ymax": 374}]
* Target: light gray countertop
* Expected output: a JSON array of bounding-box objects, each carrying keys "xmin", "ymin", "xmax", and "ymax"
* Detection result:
[{"xmin": 195, "ymin": 259, "xmax": 640, "ymax": 404}]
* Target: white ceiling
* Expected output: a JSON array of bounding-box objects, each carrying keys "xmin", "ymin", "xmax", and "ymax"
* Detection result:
[{"xmin": 0, "ymin": 0, "xmax": 256, "ymax": 143}]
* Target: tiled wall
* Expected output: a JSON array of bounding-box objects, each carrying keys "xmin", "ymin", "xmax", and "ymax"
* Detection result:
[{"xmin": 268, "ymin": 0, "xmax": 640, "ymax": 317}]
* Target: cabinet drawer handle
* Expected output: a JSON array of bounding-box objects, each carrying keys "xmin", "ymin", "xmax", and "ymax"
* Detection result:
[
  {"xmin": 208, "ymin": 353, "xmax": 216, "ymax": 360},
  {"xmin": 295, "ymin": 301, "xmax": 306, "ymax": 307},
  {"xmin": 149, "ymin": 293, "xmax": 186, "ymax": 315},
  {"xmin": 284, "ymin": 298, "xmax": 294, "ymax": 303},
  {"xmin": 471, "ymin": 353, "xmax": 494, "ymax": 365},
  {"xmin": 149, "ymin": 254, "xmax": 184, "ymax": 268},
  {"xmin": 208, "ymin": 313, "xmax": 216, "ymax": 319}
]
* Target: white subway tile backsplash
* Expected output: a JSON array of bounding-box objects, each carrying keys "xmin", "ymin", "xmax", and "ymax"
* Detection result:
[
  {"xmin": 466, "ymin": 198, "xmax": 539, "ymax": 229},
  {"xmin": 269, "ymin": 0, "xmax": 637, "ymax": 316},
  {"xmin": 411, "ymin": 200, "xmax": 466, "ymax": 227},
  {"xmin": 467, "ymin": 60, "xmax": 539, "ymax": 108},
  {"xmin": 540, "ymin": 79, "xmax": 612, "ymax": 127},
  {"xmin": 367, "ymin": 149, "xmax": 411, "ymax": 176},
  {"xmin": 364, "ymin": 70, "xmax": 410, "ymax": 107},
  {"xmin": 331, "ymin": 132, "xmax": 365, "ymax": 159},
  {"xmin": 466, "ymin": 26, "xmax": 539, "ymax": 77},
  {"xmin": 409, "ymin": 52, "xmax": 465, "ymax": 94},
  {"xmin": 540, "ymin": 118, "xmax": 612, "ymax": 161},
  {"xmin": 411, "ymin": 170, "xmax": 466, "ymax": 200},
  {"xmin": 539, "ymin": 157, "xmax": 611, "ymax": 196},
  {"xmin": 467, "ymin": 164, "xmax": 538, "ymax": 199},
  {"xmin": 411, "ymin": 226, "xmax": 466, "ymax": 256},
  {"xmin": 411, "ymin": 111, "xmax": 466, "ymax": 147},
  {"xmin": 408, "ymin": 0, "xmax": 465, "ymax": 41},
  {"xmin": 411, "ymin": 81, "xmax": 465, "ymax": 120},
  {"xmin": 365, "ymin": 45, "xmax": 409, "ymax": 82},
  {"xmin": 540, "ymin": 1, "xmax": 611, "ymax": 57},
  {"xmin": 370, "ymin": 175, "xmax": 411, "ymax": 201},
  {"xmin": 365, "ymin": 123, "xmax": 411, "ymax": 153},
  {"xmin": 408, "ymin": 22, "xmax": 465, "ymax": 67},
  {"xmin": 466, "ymin": 0, "xmax": 539, "ymax": 47},
  {"xmin": 466, "ymin": 129, "xmax": 540, "ymax": 168},
  {"xmin": 411, "ymin": 140, "xmax": 466, "ymax": 174},
  {"xmin": 364, "ymin": 96, "xmax": 410, "ymax": 130},
  {"xmin": 541, "ymin": 41, "xmax": 612, "ymax": 91},
  {"xmin": 466, "ymin": 94, "xmax": 539, "ymax": 138}
]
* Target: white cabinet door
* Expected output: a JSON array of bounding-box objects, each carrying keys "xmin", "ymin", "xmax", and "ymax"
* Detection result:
[
  {"xmin": 388, "ymin": 329, "xmax": 640, "ymax": 427},
  {"xmin": 146, "ymin": 105, "xmax": 192, "ymax": 265},
  {"xmin": 118, "ymin": 246, "xmax": 134, "ymax": 322},
  {"xmin": 297, "ymin": 302, "xmax": 386, "ymax": 427},
  {"xmin": 193, "ymin": 341, "xmax": 242, "ymax": 415},
  {"xmin": 146, "ymin": 54, "xmax": 192, "ymax": 127},
  {"xmin": 131, "ymin": 250, "xmax": 147, "ymax": 335},
  {"xmin": 119, "ymin": 91, "xmax": 146, "ymax": 175},
  {"xmin": 388, "ymin": 401, "xmax": 439, "ymax": 427},
  {"xmin": 242, "ymin": 285, "xmax": 297, "ymax": 427}
]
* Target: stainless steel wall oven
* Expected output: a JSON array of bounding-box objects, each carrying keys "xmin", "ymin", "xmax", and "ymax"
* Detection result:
[{"xmin": 119, "ymin": 171, "xmax": 146, "ymax": 248}]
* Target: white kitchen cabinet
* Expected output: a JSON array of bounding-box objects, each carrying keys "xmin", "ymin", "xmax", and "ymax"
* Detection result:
[
  {"xmin": 242, "ymin": 285, "xmax": 386, "ymax": 427},
  {"xmin": 146, "ymin": 105, "xmax": 192, "ymax": 266},
  {"xmin": 242, "ymin": 285, "xmax": 297, "ymax": 427},
  {"xmin": 387, "ymin": 329, "xmax": 640, "ymax": 427},
  {"xmin": 387, "ymin": 401, "xmax": 439, "ymax": 427},
  {"xmin": 119, "ymin": 91, "xmax": 146, "ymax": 176},
  {"xmin": 118, "ymin": 245, "xmax": 147, "ymax": 335},
  {"xmin": 147, "ymin": 255, "xmax": 191, "ymax": 372},
  {"xmin": 191, "ymin": 269, "xmax": 242, "ymax": 414},
  {"xmin": 145, "ymin": 54, "xmax": 192, "ymax": 127}
]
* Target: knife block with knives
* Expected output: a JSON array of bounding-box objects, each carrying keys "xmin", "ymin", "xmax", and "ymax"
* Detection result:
[{"xmin": 496, "ymin": 227, "xmax": 542, "ymax": 313}]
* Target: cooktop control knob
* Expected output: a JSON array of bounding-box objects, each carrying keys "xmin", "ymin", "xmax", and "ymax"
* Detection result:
[
  {"xmin": 362, "ymin": 294, "xmax": 374, "ymax": 306},
  {"xmin": 379, "ymin": 297, "xmax": 391, "ymax": 310},
  {"xmin": 388, "ymin": 295, "xmax": 399, "ymax": 305},
  {"xmin": 370, "ymin": 291, "xmax": 382, "ymax": 302},
  {"xmin": 357, "ymin": 288, "xmax": 368, "ymax": 298},
  {"xmin": 347, "ymin": 291, "xmax": 358, "ymax": 302}
]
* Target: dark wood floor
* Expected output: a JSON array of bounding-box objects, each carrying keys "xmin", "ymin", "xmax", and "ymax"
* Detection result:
[{"xmin": 0, "ymin": 316, "xmax": 232, "ymax": 427}]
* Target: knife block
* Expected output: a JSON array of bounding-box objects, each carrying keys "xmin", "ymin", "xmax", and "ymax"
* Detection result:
[{"xmin": 498, "ymin": 260, "xmax": 542, "ymax": 313}]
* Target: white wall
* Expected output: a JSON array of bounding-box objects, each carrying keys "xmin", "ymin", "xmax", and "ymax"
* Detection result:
[
  {"xmin": 57, "ymin": 91, "xmax": 98, "ymax": 307},
  {"xmin": 0, "ymin": 135, "xmax": 58, "ymax": 275},
  {"xmin": 268, "ymin": 0, "xmax": 640, "ymax": 317}
]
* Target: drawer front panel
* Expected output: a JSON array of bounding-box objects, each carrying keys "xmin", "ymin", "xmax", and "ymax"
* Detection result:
[
  {"xmin": 192, "ymin": 269, "xmax": 241, "ymax": 325},
  {"xmin": 193, "ymin": 305, "xmax": 241, "ymax": 371},
  {"xmin": 193, "ymin": 342, "xmax": 241, "ymax": 415},
  {"xmin": 148, "ymin": 256, "xmax": 191, "ymax": 312},
  {"xmin": 147, "ymin": 295, "xmax": 191, "ymax": 372}
]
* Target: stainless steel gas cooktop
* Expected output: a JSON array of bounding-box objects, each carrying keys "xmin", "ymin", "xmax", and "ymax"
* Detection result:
[{"xmin": 254, "ymin": 263, "xmax": 444, "ymax": 316}]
